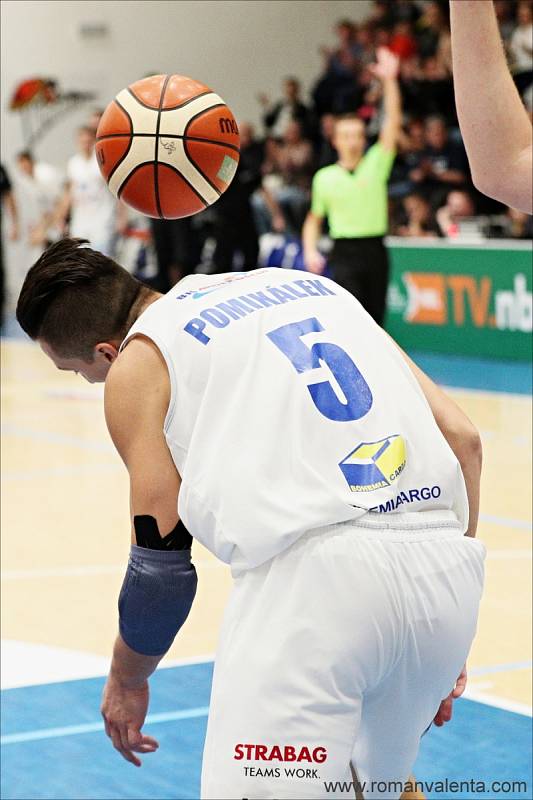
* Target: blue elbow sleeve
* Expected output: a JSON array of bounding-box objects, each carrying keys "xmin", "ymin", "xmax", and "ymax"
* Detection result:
[{"xmin": 118, "ymin": 544, "xmax": 198, "ymax": 656}]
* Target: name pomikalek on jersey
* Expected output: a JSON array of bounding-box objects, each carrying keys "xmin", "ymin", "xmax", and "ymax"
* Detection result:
[{"xmin": 183, "ymin": 278, "xmax": 337, "ymax": 345}]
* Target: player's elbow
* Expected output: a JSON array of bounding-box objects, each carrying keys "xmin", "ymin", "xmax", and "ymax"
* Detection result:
[
  {"xmin": 471, "ymin": 160, "xmax": 532, "ymax": 214},
  {"xmin": 454, "ymin": 422, "xmax": 483, "ymax": 471},
  {"xmin": 471, "ymin": 169, "xmax": 501, "ymax": 204}
]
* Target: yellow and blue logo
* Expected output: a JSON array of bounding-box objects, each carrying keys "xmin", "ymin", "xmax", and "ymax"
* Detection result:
[{"xmin": 339, "ymin": 435, "xmax": 406, "ymax": 492}]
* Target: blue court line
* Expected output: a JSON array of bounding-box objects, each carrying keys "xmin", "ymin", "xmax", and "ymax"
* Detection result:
[
  {"xmin": 479, "ymin": 513, "xmax": 532, "ymax": 532},
  {"xmin": 1, "ymin": 706, "xmax": 209, "ymax": 745},
  {"xmin": 408, "ymin": 351, "xmax": 532, "ymax": 395}
]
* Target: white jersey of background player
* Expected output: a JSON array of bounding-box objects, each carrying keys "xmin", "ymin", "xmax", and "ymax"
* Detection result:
[
  {"xmin": 58, "ymin": 127, "xmax": 116, "ymax": 255},
  {"xmin": 19, "ymin": 253, "xmax": 485, "ymax": 800}
]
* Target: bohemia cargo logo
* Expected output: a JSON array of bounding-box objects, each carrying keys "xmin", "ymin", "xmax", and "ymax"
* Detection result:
[
  {"xmin": 234, "ymin": 743, "xmax": 327, "ymax": 781},
  {"xmin": 390, "ymin": 272, "xmax": 532, "ymax": 331},
  {"xmin": 339, "ymin": 435, "xmax": 406, "ymax": 492}
]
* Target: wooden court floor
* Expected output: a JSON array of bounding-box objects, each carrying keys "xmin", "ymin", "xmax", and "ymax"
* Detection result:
[{"xmin": 1, "ymin": 339, "xmax": 532, "ymax": 710}]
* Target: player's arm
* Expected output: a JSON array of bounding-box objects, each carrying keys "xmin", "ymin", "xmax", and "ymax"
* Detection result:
[
  {"xmin": 4, "ymin": 188, "xmax": 19, "ymax": 240},
  {"xmin": 53, "ymin": 182, "xmax": 72, "ymax": 234},
  {"xmin": 450, "ymin": 0, "xmax": 533, "ymax": 213},
  {"xmin": 393, "ymin": 340, "xmax": 482, "ymax": 538},
  {"xmin": 371, "ymin": 47, "xmax": 402, "ymax": 153},
  {"xmin": 101, "ymin": 336, "xmax": 197, "ymax": 766},
  {"xmin": 302, "ymin": 210, "xmax": 326, "ymax": 274}
]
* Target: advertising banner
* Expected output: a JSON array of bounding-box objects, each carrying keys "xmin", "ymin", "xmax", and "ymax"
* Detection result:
[{"xmin": 385, "ymin": 239, "xmax": 532, "ymax": 361}]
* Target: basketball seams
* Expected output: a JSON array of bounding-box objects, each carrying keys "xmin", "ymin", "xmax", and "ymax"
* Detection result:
[
  {"xmin": 182, "ymin": 138, "xmax": 222, "ymax": 198},
  {"xmin": 127, "ymin": 86, "xmax": 160, "ymax": 111},
  {"xmin": 127, "ymin": 86, "xmax": 213, "ymax": 113},
  {"xmin": 96, "ymin": 132, "xmax": 240, "ymax": 154},
  {"xmin": 158, "ymin": 162, "xmax": 208, "ymax": 208},
  {"xmin": 183, "ymin": 103, "xmax": 226, "ymax": 141},
  {"xmin": 110, "ymin": 136, "xmax": 158, "ymax": 197},
  {"xmin": 185, "ymin": 135, "xmax": 240, "ymax": 154},
  {"xmin": 157, "ymin": 137, "xmax": 216, "ymax": 205},
  {"xmin": 98, "ymin": 98, "xmax": 135, "ymax": 184},
  {"xmin": 160, "ymin": 89, "xmax": 212, "ymax": 112},
  {"xmin": 115, "ymin": 97, "xmax": 133, "ymax": 132},
  {"xmin": 116, "ymin": 160, "xmax": 156, "ymax": 199},
  {"xmin": 154, "ymin": 74, "xmax": 172, "ymax": 218}
]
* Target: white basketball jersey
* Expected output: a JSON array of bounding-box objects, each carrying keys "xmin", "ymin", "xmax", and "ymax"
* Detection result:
[{"xmin": 121, "ymin": 268, "xmax": 468, "ymax": 572}]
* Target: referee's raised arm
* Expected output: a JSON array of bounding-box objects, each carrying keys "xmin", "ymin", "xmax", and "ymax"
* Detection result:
[
  {"xmin": 371, "ymin": 47, "xmax": 402, "ymax": 153},
  {"xmin": 303, "ymin": 48, "xmax": 401, "ymax": 325}
]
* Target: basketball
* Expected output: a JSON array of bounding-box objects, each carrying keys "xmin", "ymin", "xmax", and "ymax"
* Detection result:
[{"xmin": 95, "ymin": 74, "xmax": 240, "ymax": 219}]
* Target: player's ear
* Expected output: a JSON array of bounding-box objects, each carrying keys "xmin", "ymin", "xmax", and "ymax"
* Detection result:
[{"xmin": 95, "ymin": 342, "xmax": 120, "ymax": 363}]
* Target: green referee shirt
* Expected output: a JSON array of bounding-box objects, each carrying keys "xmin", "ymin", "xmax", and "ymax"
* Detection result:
[{"xmin": 311, "ymin": 142, "xmax": 395, "ymax": 238}]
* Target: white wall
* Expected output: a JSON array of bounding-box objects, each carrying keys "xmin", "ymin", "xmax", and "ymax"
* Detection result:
[{"xmin": 1, "ymin": 0, "xmax": 372, "ymax": 169}]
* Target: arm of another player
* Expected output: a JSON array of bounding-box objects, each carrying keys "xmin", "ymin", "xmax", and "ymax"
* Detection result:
[
  {"xmin": 53, "ymin": 182, "xmax": 73, "ymax": 236},
  {"xmin": 370, "ymin": 47, "xmax": 402, "ymax": 154},
  {"xmin": 392, "ymin": 340, "xmax": 482, "ymax": 538},
  {"xmin": 450, "ymin": 0, "xmax": 533, "ymax": 213},
  {"xmin": 302, "ymin": 210, "xmax": 326, "ymax": 274},
  {"xmin": 101, "ymin": 336, "xmax": 193, "ymax": 766}
]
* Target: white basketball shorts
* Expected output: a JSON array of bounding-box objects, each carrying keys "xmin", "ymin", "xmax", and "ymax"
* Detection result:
[{"xmin": 201, "ymin": 510, "xmax": 486, "ymax": 799}]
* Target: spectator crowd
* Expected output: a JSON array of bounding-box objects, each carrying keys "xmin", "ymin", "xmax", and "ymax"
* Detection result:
[{"xmin": 1, "ymin": 0, "xmax": 532, "ymax": 318}]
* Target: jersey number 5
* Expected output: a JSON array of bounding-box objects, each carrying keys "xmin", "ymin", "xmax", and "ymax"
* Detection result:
[{"xmin": 267, "ymin": 317, "xmax": 373, "ymax": 422}]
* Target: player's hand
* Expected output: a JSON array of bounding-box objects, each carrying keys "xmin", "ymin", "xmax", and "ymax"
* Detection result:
[
  {"xmin": 433, "ymin": 664, "xmax": 467, "ymax": 727},
  {"xmin": 369, "ymin": 47, "xmax": 400, "ymax": 82},
  {"xmin": 305, "ymin": 250, "xmax": 326, "ymax": 275},
  {"xmin": 101, "ymin": 674, "xmax": 159, "ymax": 767}
]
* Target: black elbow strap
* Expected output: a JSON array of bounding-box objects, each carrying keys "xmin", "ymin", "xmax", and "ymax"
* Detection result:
[{"xmin": 118, "ymin": 545, "xmax": 197, "ymax": 656}]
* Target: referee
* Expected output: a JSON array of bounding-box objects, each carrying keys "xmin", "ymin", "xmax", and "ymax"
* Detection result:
[{"xmin": 303, "ymin": 47, "xmax": 402, "ymax": 325}]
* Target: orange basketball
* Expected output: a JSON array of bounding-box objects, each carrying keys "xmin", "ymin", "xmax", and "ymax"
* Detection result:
[{"xmin": 95, "ymin": 74, "xmax": 240, "ymax": 219}]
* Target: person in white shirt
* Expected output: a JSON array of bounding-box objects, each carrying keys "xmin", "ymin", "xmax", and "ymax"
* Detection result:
[
  {"xmin": 15, "ymin": 151, "xmax": 62, "ymax": 251},
  {"xmin": 56, "ymin": 126, "xmax": 116, "ymax": 254}
]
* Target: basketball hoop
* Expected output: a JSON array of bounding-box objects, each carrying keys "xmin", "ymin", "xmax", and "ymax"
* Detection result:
[{"xmin": 9, "ymin": 77, "xmax": 96, "ymax": 148}]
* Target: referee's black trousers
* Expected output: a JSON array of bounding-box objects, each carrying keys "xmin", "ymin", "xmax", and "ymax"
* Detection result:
[{"xmin": 329, "ymin": 236, "xmax": 390, "ymax": 326}]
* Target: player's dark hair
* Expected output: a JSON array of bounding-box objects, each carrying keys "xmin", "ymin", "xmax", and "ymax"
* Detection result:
[
  {"xmin": 17, "ymin": 150, "xmax": 34, "ymax": 162},
  {"xmin": 16, "ymin": 238, "xmax": 148, "ymax": 360},
  {"xmin": 334, "ymin": 112, "xmax": 363, "ymax": 124}
]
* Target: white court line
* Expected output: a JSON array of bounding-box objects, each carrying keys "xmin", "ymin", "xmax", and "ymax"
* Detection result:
[
  {"xmin": 463, "ymin": 690, "xmax": 532, "ymax": 717},
  {"xmin": 1, "ymin": 424, "xmax": 114, "ymax": 452},
  {"xmin": 470, "ymin": 661, "xmax": 532, "ymax": 676},
  {"xmin": 1, "ymin": 463, "xmax": 121, "ymax": 482},
  {"xmin": 4, "ymin": 545, "xmax": 531, "ymax": 581},
  {"xmin": 479, "ymin": 513, "xmax": 532, "ymax": 532},
  {"xmin": 486, "ymin": 549, "xmax": 532, "ymax": 559},
  {"xmin": 1, "ymin": 558, "xmax": 224, "ymax": 581},
  {"xmin": 2, "ymin": 693, "xmax": 530, "ymax": 746},
  {"xmin": 2, "ymin": 641, "xmax": 530, "ymax": 718},
  {"xmin": 0, "ymin": 706, "xmax": 210, "ymax": 745}
]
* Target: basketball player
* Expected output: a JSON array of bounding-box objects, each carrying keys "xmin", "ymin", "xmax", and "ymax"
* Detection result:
[
  {"xmin": 55, "ymin": 126, "xmax": 117, "ymax": 255},
  {"xmin": 16, "ymin": 239, "xmax": 485, "ymax": 799},
  {"xmin": 450, "ymin": 0, "xmax": 532, "ymax": 213}
]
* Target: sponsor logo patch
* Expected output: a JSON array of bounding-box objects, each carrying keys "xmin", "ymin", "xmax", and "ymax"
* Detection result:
[
  {"xmin": 217, "ymin": 154, "xmax": 238, "ymax": 183},
  {"xmin": 339, "ymin": 435, "xmax": 406, "ymax": 492}
]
